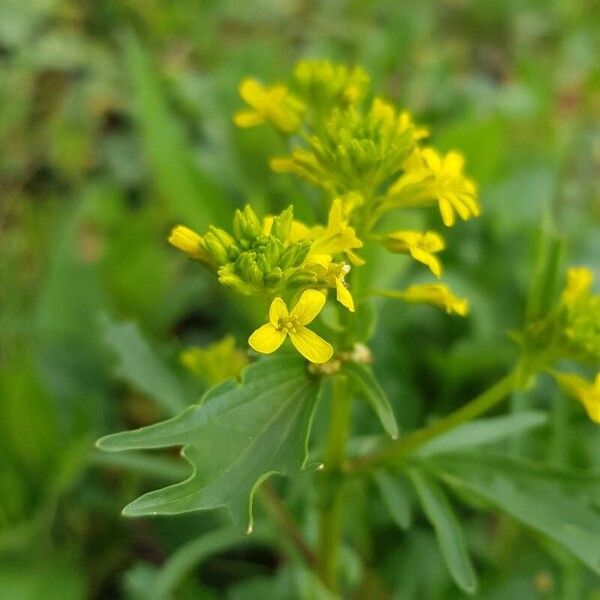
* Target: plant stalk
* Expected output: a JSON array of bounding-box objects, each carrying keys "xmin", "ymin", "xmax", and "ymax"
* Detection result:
[
  {"xmin": 318, "ymin": 374, "xmax": 352, "ymax": 591},
  {"xmin": 346, "ymin": 372, "xmax": 517, "ymax": 472}
]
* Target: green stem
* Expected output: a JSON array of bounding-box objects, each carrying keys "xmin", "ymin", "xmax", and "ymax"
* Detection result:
[
  {"xmin": 318, "ymin": 374, "xmax": 352, "ymax": 591},
  {"xmin": 347, "ymin": 372, "xmax": 517, "ymax": 471}
]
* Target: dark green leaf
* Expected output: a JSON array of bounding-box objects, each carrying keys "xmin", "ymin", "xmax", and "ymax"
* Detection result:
[
  {"xmin": 102, "ymin": 315, "xmax": 188, "ymax": 416},
  {"xmin": 373, "ymin": 470, "xmax": 411, "ymax": 529},
  {"xmin": 425, "ymin": 452, "xmax": 600, "ymax": 576},
  {"xmin": 98, "ymin": 356, "xmax": 320, "ymax": 530},
  {"xmin": 343, "ymin": 362, "xmax": 399, "ymax": 439},
  {"xmin": 408, "ymin": 468, "xmax": 478, "ymax": 595}
]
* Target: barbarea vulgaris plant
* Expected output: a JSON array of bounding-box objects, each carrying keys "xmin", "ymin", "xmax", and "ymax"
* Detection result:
[{"xmin": 98, "ymin": 60, "xmax": 600, "ymax": 595}]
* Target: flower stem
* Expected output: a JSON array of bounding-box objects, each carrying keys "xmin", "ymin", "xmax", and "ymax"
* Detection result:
[
  {"xmin": 346, "ymin": 372, "xmax": 517, "ymax": 472},
  {"xmin": 318, "ymin": 374, "xmax": 352, "ymax": 591}
]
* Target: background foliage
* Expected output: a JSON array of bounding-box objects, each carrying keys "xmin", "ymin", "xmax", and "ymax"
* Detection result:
[{"xmin": 1, "ymin": 0, "xmax": 599, "ymax": 598}]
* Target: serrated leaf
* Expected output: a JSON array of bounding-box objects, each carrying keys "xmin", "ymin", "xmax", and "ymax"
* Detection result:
[
  {"xmin": 424, "ymin": 452, "xmax": 600, "ymax": 576},
  {"xmin": 98, "ymin": 356, "xmax": 320, "ymax": 530},
  {"xmin": 102, "ymin": 315, "xmax": 187, "ymax": 416},
  {"xmin": 408, "ymin": 468, "xmax": 478, "ymax": 595},
  {"xmin": 343, "ymin": 362, "xmax": 399, "ymax": 439},
  {"xmin": 417, "ymin": 411, "xmax": 548, "ymax": 456},
  {"xmin": 372, "ymin": 470, "xmax": 411, "ymax": 529}
]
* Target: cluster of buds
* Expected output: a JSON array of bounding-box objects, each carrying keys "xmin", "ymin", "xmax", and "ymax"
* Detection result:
[
  {"xmin": 515, "ymin": 267, "xmax": 600, "ymax": 424},
  {"xmin": 169, "ymin": 203, "xmax": 360, "ymax": 311}
]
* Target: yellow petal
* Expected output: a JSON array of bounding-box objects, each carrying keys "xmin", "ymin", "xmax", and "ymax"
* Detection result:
[
  {"xmin": 269, "ymin": 297, "xmax": 289, "ymax": 325},
  {"xmin": 248, "ymin": 324, "xmax": 286, "ymax": 354},
  {"xmin": 234, "ymin": 110, "xmax": 265, "ymax": 128},
  {"xmin": 239, "ymin": 78, "xmax": 264, "ymax": 105},
  {"xmin": 336, "ymin": 277, "xmax": 355, "ymax": 311},
  {"xmin": 410, "ymin": 247, "xmax": 442, "ymax": 278},
  {"xmin": 289, "ymin": 327, "xmax": 333, "ymax": 364},
  {"xmin": 290, "ymin": 289, "xmax": 326, "ymax": 325},
  {"xmin": 438, "ymin": 198, "xmax": 455, "ymax": 227}
]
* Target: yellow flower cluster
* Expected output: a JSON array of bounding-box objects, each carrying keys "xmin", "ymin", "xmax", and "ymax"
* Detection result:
[
  {"xmin": 169, "ymin": 202, "xmax": 360, "ymax": 312},
  {"xmin": 232, "ymin": 60, "xmax": 478, "ymax": 329},
  {"xmin": 551, "ymin": 371, "xmax": 600, "ymax": 424}
]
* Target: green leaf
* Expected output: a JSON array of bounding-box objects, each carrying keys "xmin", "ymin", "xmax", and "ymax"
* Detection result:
[
  {"xmin": 372, "ymin": 470, "xmax": 411, "ymax": 529},
  {"xmin": 416, "ymin": 411, "xmax": 548, "ymax": 456},
  {"xmin": 424, "ymin": 452, "xmax": 600, "ymax": 576},
  {"xmin": 343, "ymin": 362, "xmax": 399, "ymax": 439},
  {"xmin": 98, "ymin": 356, "xmax": 320, "ymax": 530},
  {"xmin": 102, "ymin": 315, "xmax": 188, "ymax": 416},
  {"xmin": 124, "ymin": 31, "xmax": 229, "ymax": 230},
  {"xmin": 408, "ymin": 468, "xmax": 478, "ymax": 595}
]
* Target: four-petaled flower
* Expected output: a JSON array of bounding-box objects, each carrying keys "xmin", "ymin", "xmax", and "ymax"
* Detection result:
[
  {"xmin": 377, "ymin": 283, "xmax": 468, "ymax": 316},
  {"xmin": 386, "ymin": 148, "xmax": 480, "ymax": 227},
  {"xmin": 249, "ymin": 289, "xmax": 333, "ymax": 363},
  {"xmin": 234, "ymin": 78, "xmax": 304, "ymax": 134}
]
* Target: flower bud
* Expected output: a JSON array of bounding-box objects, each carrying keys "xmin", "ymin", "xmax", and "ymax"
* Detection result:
[
  {"xmin": 218, "ymin": 270, "xmax": 255, "ymax": 295},
  {"xmin": 203, "ymin": 232, "xmax": 230, "ymax": 265},
  {"xmin": 168, "ymin": 226, "xmax": 209, "ymax": 262}
]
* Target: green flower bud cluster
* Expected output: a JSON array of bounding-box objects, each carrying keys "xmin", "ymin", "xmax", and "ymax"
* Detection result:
[
  {"xmin": 272, "ymin": 98, "xmax": 421, "ymax": 199},
  {"xmin": 204, "ymin": 205, "xmax": 316, "ymax": 297},
  {"xmin": 293, "ymin": 60, "xmax": 369, "ymax": 115}
]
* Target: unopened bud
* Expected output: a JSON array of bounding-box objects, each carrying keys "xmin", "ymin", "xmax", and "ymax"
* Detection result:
[
  {"xmin": 218, "ymin": 270, "xmax": 255, "ymax": 295},
  {"xmin": 286, "ymin": 270, "xmax": 318, "ymax": 287},
  {"xmin": 272, "ymin": 206, "xmax": 293, "ymax": 241},
  {"xmin": 203, "ymin": 232, "xmax": 229, "ymax": 265},
  {"xmin": 264, "ymin": 267, "xmax": 283, "ymax": 287},
  {"xmin": 168, "ymin": 225, "xmax": 209, "ymax": 261}
]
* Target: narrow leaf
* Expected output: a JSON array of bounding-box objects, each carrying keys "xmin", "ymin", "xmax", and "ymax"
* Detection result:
[
  {"xmin": 98, "ymin": 356, "xmax": 320, "ymax": 530},
  {"xmin": 425, "ymin": 452, "xmax": 600, "ymax": 576},
  {"xmin": 124, "ymin": 31, "xmax": 229, "ymax": 230},
  {"xmin": 408, "ymin": 468, "xmax": 478, "ymax": 595},
  {"xmin": 102, "ymin": 315, "xmax": 187, "ymax": 415},
  {"xmin": 373, "ymin": 470, "xmax": 411, "ymax": 529},
  {"xmin": 417, "ymin": 411, "xmax": 548, "ymax": 456},
  {"xmin": 344, "ymin": 362, "xmax": 399, "ymax": 439}
]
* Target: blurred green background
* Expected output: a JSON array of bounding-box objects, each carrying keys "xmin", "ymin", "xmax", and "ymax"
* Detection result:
[{"xmin": 1, "ymin": 0, "xmax": 598, "ymax": 598}]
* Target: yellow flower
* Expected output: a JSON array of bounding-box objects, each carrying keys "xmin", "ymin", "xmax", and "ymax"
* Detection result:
[
  {"xmin": 561, "ymin": 266, "xmax": 594, "ymax": 308},
  {"xmin": 381, "ymin": 230, "xmax": 445, "ymax": 278},
  {"xmin": 234, "ymin": 78, "xmax": 304, "ymax": 134},
  {"xmin": 552, "ymin": 371, "xmax": 600, "ymax": 424},
  {"xmin": 386, "ymin": 148, "xmax": 480, "ymax": 227},
  {"xmin": 309, "ymin": 199, "xmax": 364, "ymax": 265},
  {"xmin": 305, "ymin": 254, "xmax": 355, "ymax": 312},
  {"xmin": 248, "ymin": 290, "xmax": 333, "ymax": 363},
  {"xmin": 376, "ymin": 284, "xmax": 468, "ymax": 316},
  {"xmin": 168, "ymin": 225, "xmax": 210, "ymax": 262}
]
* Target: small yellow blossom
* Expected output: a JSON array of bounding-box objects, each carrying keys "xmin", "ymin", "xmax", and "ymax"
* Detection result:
[
  {"xmin": 561, "ymin": 266, "xmax": 594, "ymax": 308},
  {"xmin": 386, "ymin": 148, "xmax": 480, "ymax": 227},
  {"xmin": 234, "ymin": 78, "xmax": 304, "ymax": 134},
  {"xmin": 249, "ymin": 289, "xmax": 333, "ymax": 363},
  {"xmin": 306, "ymin": 254, "xmax": 355, "ymax": 312},
  {"xmin": 309, "ymin": 199, "xmax": 364, "ymax": 265},
  {"xmin": 376, "ymin": 284, "xmax": 469, "ymax": 316},
  {"xmin": 552, "ymin": 371, "xmax": 600, "ymax": 424},
  {"xmin": 381, "ymin": 230, "xmax": 445, "ymax": 278},
  {"xmin": 168, "ymin": 225, "xmax": 210, "ymax": 262}
]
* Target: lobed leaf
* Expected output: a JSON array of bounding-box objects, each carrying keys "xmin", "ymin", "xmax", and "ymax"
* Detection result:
[{"xmin": 98, "ymin": 355, "xmax": 320, "ymax": 530}]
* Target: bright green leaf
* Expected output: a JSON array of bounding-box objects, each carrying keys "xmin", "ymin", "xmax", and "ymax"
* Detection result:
[
  {"xmin": 97, "ymin": 355, "xmax": 320, "ymax": 530},
  {"xmin": 408, "ymin": 468, "xmax": 478, "ymax": 595},
  {"xmin": 424, "ymin": 452, "xmax": 600, "ymax": 576},
  {"xmin": 373, "ymin": 469, "xmax": 411, "ymax": 529},
  {"xmin": 102, "ymin": 315, "xmax": 188, "ymax": 416},
  {"xmin": 417, "ymin": 411, "xmax": 548, "ymax": 456},
  {"xmin": 343, "ymin": 362, "xmax": 399, "ymax": 439}
]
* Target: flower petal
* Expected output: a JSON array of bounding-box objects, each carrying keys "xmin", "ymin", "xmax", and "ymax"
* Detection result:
[
  {"xmin": 336, "ymin": 277, "xmax": 355, "ymax": 311},
  {"xmin": 269, "ymin": 297, "xmax": 289, "ymax": 325},
  {"xmin": 248, "ymin": 324, "xmax": 286, "ymax": 354},
  {"xmin": 289, "ymin": 327, "xmax": 333, "ymax": 364},
  {"xmin": 290, "ymin": 289, "xmax": 326, "ymax": 325}
]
